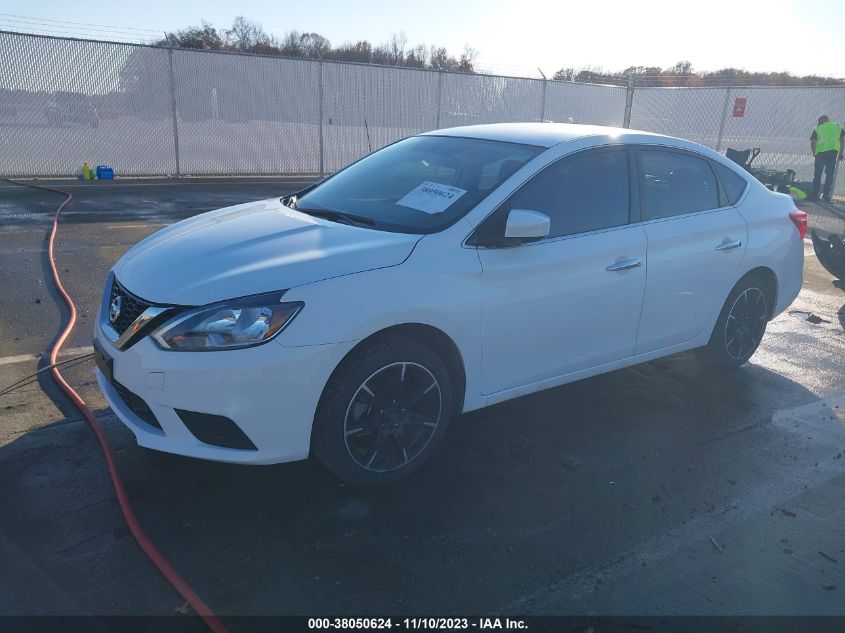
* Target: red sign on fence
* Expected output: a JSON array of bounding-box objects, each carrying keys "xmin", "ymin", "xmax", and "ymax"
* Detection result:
[{"xmin": 732, "ymin": 97, "xmax": 747, "ymax": 118}]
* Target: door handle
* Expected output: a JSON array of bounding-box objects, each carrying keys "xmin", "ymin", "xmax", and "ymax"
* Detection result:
[
  {"xmin": 606, "ymin": 258, "xmax": 642, "ymax": 272},
  {"xmin": 716, "ymin": 239, "xmax": 743, "ymax": 251}
]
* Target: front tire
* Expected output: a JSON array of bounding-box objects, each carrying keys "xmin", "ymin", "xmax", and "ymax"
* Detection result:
[
  {"xmin": 312, "ymin": 335, "xmax": 454, "ymax": 486},
  {"xmin": 700, "ymin": 275, "xmax": 771, "ymax": 368}
]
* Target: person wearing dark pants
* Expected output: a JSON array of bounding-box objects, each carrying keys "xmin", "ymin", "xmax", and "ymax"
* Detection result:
[{"xmin": 810, "ymin": 115, "xmax": 844, "ymax": 202}]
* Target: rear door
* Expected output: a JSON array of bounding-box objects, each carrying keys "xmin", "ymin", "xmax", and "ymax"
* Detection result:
[
  {"xmin": 634, "ymin": 148, "xmax": 748, "ymax": 354},
  {"xmin": 474, "ymin": 148, "xmax": 648, "ymax": 395}
]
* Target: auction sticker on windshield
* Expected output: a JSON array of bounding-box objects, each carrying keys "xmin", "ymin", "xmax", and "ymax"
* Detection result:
[{"xmin": 397, "ymin": 181, "xmax": 467, "ymax": 214}]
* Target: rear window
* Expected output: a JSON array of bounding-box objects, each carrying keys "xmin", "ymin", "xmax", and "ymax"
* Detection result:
[
  {"xmin": 638, "ymin": 150, "xmax": 719, "ymax": 220},
  {"xmin": 712, "ymin": 160, "xmax": 749, "ymax": 206}
]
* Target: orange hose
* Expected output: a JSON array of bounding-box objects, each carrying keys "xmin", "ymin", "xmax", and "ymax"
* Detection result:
[{"xmin": 7, "ymin": 179, "xmax": 229, "ymax": 633}]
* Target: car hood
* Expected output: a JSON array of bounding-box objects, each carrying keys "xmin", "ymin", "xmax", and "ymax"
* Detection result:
[{"xmin": 113, "ymin": 197, "xmax": 422, "ymax": 305}]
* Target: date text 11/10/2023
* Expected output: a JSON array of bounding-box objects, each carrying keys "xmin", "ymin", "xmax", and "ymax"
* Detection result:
[{"xmin": 307, "ymin": 617, "xmax": 528, "ymax": 630}]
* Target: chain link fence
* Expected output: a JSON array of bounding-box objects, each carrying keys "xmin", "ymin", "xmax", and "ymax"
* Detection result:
[
  {"xmin": 3, "ymin": 30, "xmax": 845, "ymax": 195},
  {"xmin": 322, "ymin": 62, "xmax": 438, "ymax": 172},
  {"xmin": 629, "ymin": 84, "xmax": 845, "ymax": 195},
  {"xmin": 545, "ymin": 80, "xmax": 627, "ymax": 127},
  {"xmin": 721, "ymin": 86, "xmax": 845, "ymax": 193},
  {"xmin": 172, "ymin": 48, "xmax": 321, "ymax": 175},
  {"xmin": 0, "ymin": 32, "xmax": 176, "ymax": 175},
  {"xmin": 628, "ymin": 87, "xmax": 728, "ymax": 147}
]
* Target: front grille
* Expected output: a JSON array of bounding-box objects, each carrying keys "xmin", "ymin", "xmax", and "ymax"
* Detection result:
[
  {"xmin": 113, "ymin": 380, "xmax": 162, "ymax": 431},
  {"xmin": 109, "ymin": 278, "xmax": 154, "ymax": 336}
]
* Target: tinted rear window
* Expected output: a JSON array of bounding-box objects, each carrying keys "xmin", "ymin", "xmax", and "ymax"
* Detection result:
[
  {"xmin": 712, "ymin": 160, "xmax": 749, "ymax": 205},
  {"xmin": 639, "ymin": 150, "xmax": 719, "ymax": 220}
]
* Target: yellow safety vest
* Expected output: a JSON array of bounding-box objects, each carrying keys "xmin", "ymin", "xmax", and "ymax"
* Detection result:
[{"xmin": 814, "ymin": 121, "xmax": 842, "ymax": 154}]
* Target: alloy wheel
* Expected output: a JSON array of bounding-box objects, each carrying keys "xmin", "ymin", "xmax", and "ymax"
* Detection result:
[
  {"xmin": 724, "ymin": 287, "xmax": 767, "ymax": 361},
  {"xmin": 343, "ymin": 362, "xmax": 443, "ymax": 473}
]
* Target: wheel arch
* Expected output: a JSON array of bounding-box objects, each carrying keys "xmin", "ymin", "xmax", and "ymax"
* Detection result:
[
  {"xmin": 321, "ymin": 323, "xmax": 467, "ymax": 415},
  {"xmin": 739, "ymin": 266, "xmax": 779, "ymax": 319}
]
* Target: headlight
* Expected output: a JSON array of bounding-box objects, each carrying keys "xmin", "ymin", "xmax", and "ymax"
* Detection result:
[{"xmin": 152, "ymin": 292, "xmax": 303, "ymax": 351}]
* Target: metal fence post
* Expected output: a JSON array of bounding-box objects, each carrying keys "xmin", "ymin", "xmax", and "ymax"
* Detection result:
[
  {"xmin": 622, "ymin": 74, "xmax": 634, "ymax": 128},
  {"xmin": 318, "ymin": 60, "xmax": 325, "ymax": 178},
  {"xmin": 715, "ymin": 86, "xmax": 732, "ymax": 152},
  {"xmin": 435, "ymin": 70, "xmax": 443, "ymax": 129},
  {"xmin": 538, "ymin": 68, "xmax": 547, "ymax": 122},
  {"xmin": 166, "ymin": 47, "xmax": 181, "ymax": 177},
  {"xmin": 540, "ymin": 80, "xmax": 547, "ymax": 122}
]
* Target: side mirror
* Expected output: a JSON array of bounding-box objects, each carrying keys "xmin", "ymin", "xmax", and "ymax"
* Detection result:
[{"xmin": 504, "ymin": 209, "xmax": 551, "ymax": 242}]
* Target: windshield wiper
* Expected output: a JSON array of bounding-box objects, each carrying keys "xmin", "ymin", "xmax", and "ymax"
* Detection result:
[
  {"xmin": 281, "ymin": 182, "xmax": 319, "ymax": 209},
  {"xmin": 297, "ymin": 207, "xmax": 376, "ymax": 227}
]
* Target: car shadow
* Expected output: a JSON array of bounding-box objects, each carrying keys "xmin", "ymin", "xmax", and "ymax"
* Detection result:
[{"xmin": 0, "ymin": 350, "xmax": 822, "ymax": 616}]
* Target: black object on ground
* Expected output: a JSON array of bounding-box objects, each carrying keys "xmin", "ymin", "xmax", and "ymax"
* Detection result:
[
  {"xmin": 726, "ymin": 147, "xmax": 796, "ymax": 192},
  {"xmin": 812, "ymin": 230, "xmax": 845, "ymax": 280}
]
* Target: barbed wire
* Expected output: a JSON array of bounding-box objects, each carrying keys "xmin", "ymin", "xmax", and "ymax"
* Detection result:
[
  {"xmin": 0, "ymin": 13, "xmax": 163, "ymax": 45},
  {"xmin": 0, "ymin": 23, "xmax": 156, "ymax": 44},
  {"xmin": 474, "ymin": 62, "xmax": 544, "ymax": 79},
  {"xmin": 0, "ymin": 13, "xmax": 161, "ymax": 33}
]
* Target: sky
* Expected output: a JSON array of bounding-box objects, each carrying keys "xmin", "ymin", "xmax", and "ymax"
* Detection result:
[{"xmin": 1, "ymin": 0, "xmax": 844, "ymax": 78}]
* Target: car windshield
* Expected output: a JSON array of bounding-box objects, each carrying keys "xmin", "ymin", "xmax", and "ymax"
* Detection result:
[{"xmin": 294, "ymin": 135, "xmax": 544, "ymax": 233}]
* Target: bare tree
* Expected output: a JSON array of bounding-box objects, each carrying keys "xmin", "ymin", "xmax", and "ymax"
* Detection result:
[
  {"xmin": 156, "ymin": 16, "xmax": 845, "ymax": 84},
  {"xmin": 388, "ymin": 32, "xmax": 407, "ymax": 65},
  {"xmin": 553, "ymin": 67, "xmax": 575, "ymax": 81},
  {"xmin": 574, "ymin": 65, "xmax": 608, "ymax": 83},
  {"xmin": 329, "ymin": 40, "xmax": 374, "ymax": 63},
  {"xmin": 406, "ymin": 43, "xmax": 428, "ymax": 68},
  {"xmin": 299, "ymin": 32, "xmax": 331, "ymax": 59},
  {"xmin": 279, "ymin": 31, "xmax": 304, "ymax": 57},
  {"xmin": 428, "ymin": 46, "xmax": 449, "ymax": 70},
  {"xmin": 667, "ymin": 60, "xmax": 692, "ymax": 76},
  {"xmin": 457, "ymin": 45, "xmax": 476, "ymax": 73},
  {"xmin": 155, "ymin": 17, "xmax": 478, "ymax": 73},
  {"xmin": 159, "ymin": 21, "xmax": 224, "ymax": 49},
  {"xmin": 225, "ymin": 16, "xmax": 271, "ymax": 52}
]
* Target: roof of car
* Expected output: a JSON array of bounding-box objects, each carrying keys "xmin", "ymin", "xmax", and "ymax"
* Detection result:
[{"xmin": 422, "ymin": 122, "xmax": 663, "ymax": 148}]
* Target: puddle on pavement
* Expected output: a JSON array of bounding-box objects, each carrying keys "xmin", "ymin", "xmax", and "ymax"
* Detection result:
[{"xmin": 789, "ymin": 310, "xmax": 831, "ymax": 324}]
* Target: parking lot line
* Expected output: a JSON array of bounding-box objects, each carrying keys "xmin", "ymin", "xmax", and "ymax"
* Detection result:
[
  {"xmin": 105, "ymin": 223, "xmax": 170, "ymax": 230},
  {"xmin": 0, "ymin": 178, "xmax": 316, "ymax": 192},
  {"xmin": 0, "ymin": 346, "xmax": 94, "ymax": 367}
]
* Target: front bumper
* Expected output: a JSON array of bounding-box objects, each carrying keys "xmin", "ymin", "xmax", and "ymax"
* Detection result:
[{"xmin": 94, "ymin": 328, "xmax": 355, "ymax": 465}]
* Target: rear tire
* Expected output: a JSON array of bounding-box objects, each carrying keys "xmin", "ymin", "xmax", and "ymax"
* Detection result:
[
  {"xmin": 312, "ymin": 335, "xmax": 454, "ymax": 486},
  {"xmin": 699, "ymin": 275, "xmax": 771, "ymax": 368}
]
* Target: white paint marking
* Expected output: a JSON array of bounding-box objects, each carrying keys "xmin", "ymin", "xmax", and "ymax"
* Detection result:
[
  {"xmin": 106, "ymin": 223, "xmax": 170, "ymax": 230},
  {"xmin": 0, "ymin": 346, "xmax": 94, "ymax": 367},
  {"xmin": 0, "ymin": 178, "xmax": 316, "ymax": 191}
]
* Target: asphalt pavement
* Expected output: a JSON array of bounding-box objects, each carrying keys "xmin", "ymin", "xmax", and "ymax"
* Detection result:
[{"xmin": 1, "ymin": 179, "xmax": 844, "ymax": 625}]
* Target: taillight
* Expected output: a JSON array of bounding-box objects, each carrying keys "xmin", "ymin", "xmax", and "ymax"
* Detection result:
[{"xmin": 789, "ymin": 210, "xmax": 808, "ymax": 239}]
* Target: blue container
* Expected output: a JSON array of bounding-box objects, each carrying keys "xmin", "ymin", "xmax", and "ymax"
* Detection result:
[{"xmin": 95, "ymin": 165, "xmax": 114, "ymax": 180}]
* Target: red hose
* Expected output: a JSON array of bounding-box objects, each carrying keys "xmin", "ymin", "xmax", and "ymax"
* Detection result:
[{"xmin": 7, "ymin": 179, "xmax": 229, "ymax": 633}]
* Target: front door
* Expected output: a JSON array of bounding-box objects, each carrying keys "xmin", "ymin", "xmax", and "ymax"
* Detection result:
[{"xmin": 473, "ymin": 148, "xmax": 648, "ymax": 395}]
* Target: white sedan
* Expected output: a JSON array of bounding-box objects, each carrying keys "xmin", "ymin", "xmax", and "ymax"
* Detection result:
[{"xmin": 93, "ymin": 123, "xmax": 805, "ymax": 485}]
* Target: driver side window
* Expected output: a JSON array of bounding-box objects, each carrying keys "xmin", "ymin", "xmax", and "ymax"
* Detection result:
[{"xmin": 506, "ymin": 148, "xmax": 630, "ymax": 239}]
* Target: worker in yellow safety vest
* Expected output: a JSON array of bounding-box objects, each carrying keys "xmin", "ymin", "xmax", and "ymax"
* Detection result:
[{"xmin": 809, "ymin": 115, "xmax": 844, "ymax": 201}]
